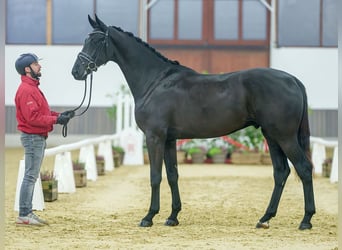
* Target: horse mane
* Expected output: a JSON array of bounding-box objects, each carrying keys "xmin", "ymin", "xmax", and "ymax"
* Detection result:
[{"xmin": 110, "ymin": 26, "xmax": 180, "ymax": 65}]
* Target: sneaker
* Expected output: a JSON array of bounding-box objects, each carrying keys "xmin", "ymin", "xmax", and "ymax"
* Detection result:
[{"xmin": 16, "ymin": 213, "xmax": 49, "ymax": 226}]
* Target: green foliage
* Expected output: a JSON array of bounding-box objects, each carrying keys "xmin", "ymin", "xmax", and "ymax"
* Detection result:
[
  {"xmin": 112, "ymin": 146, "xmax": 125, "ymax": 153},
  {"xmin": 207, "ymin": 146, "xmax": 223, "ymax": 157},
  {"xmin": 187, "ymin": 147, "xmax": 203, "ymax": 155},
  {"xmin": 230, "ymin": 126, "xmax": 264, "ymax": 151},
  {"xmin": 180, "ymin": 139, "xmax": 206, "ymax": 155},
  {"xmin": 206, "ymin": 137, "xmax": 231, "ymax": 157},
  {"xmin": 106, "ymin": 105, "xmax": 117, "ymax": 121}
]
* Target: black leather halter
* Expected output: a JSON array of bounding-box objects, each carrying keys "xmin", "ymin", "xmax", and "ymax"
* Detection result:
[{"xmin": 76, "ymin": 30, "xmax": 109, "ymax": 74}]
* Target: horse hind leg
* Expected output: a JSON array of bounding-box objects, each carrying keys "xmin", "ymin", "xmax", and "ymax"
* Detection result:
[
  {"xmin": 279, "ymin": 138, "xmax": 315, "ymax": 230},
  {"xmin": 257, "ymin": 137, "xmax": 291, "ymax": 229},
  {"xmin": 163, "ymin": 139, "xmax": 182, "ymax": 226}
]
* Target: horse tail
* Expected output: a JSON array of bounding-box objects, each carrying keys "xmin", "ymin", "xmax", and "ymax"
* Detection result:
[{"xmin": 295, "ymin": 78, "xmax": 312, "ymax": 163}]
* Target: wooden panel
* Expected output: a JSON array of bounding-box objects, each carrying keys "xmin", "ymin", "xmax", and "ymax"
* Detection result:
[
  {"xmin": 209, "ymin": 50, "xmax": 269, "ymax": 73},
  {"xmin": 158, "ymin": 48, "xmax": 269, "ymax": 74},
  {"xmin": 160, "ymin": 49, "xmax": 210, "ymax": 73}
]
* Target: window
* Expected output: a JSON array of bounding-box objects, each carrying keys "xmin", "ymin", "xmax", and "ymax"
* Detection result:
[
  {"xmin": 178, "ymin": 0, "xmax": 203, "ymax": 40},
  {"xmin": 96, "ymin": 0, "xmax": 139, "ymax": 36},
  {"xmin": 242, "ymin": 0, "xmax": 267, "ymax": 40},
  {"xmin": 6, "ymin": 0, "xmax": 46, "ymax": 44},
  {"xmin": 278, "ymin": 0, "xmax": 337, "ymax": 47},
  {"xmin": 6, "ymin": 0, "xmax": 337, "ymax": 47},
  {"xmin": 149, "ymin": 0, "xmax": 269, "ymax": 47},
  {"xmin": 6, "ymin": 0, "xmax": 140, "ymax": 45},
  {"xmin": 150, "ymin": 0, "xmax": 174, "ymax": 40},
  {"xmin": 322, "ymin": 0, "xmax": 338, "ymax": 46},
  {"xmin": 52, "ymin": 0, "xmax": 93, "ymax": 44},
  {"xmin": 214, "ymin": 0, "xmax": 239, "ymax": 40}
]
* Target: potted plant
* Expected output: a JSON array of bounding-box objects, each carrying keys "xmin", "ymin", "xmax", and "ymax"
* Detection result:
[
  {"xmin": 206, "ymin": 138, "xmax": 231, "ymax": 164},
  {"xmin": 112, "ymin": 146, "xmax": 125, "ymax": 166},
  {"xmin": 207, "ymin": 146, "xmax": 226, "ymax": 164},
  {"xmin": 187, "ymin": 146, "xmax": 206, "ymax": 164},
  {"xmin": 230, "ymin": 127, "xmax": 265, "ymax": 165},
  {"xmin": 181, "ymin": 139, "xmax": 207, "ymax": 164},
  {"xmin": 40, "ymin": 170, "xmax": 58, "ymax": 202},
  {"xmin": 322, "ymin": 158, "xmax": 332, "ymax": 177},
  {"xmin": 174, "ymin": 139, "xmax": 186, "ymax": 164},
  {"xmin": 96, "ymin": 155, "xmax": 105, "ymax": 176},
  {"xmin": 72, "ymin": 160, "xmax": 87, "ymax": 187},
  {"xmin": 176, "ymin": 149, "xmax": 186, "ymax": 164}
]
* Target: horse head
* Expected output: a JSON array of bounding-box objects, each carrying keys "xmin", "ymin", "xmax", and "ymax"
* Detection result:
[{"xmin": 72, "ymin": 15, "xmax": 110, "ymax": 80}]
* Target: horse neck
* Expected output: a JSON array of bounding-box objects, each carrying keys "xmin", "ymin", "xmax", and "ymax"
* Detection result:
[{"xmin": 107, "ymin": 28, "xmax": 171, "ymax": 100}]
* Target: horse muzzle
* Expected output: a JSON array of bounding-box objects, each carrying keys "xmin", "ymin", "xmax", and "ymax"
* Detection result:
[
  {"xmin": 72, "ymin": 52, "xmax": 98, "ymax": 80},
  {"xmin": 72, "ymin": 64, "xmax": 88, "ymax": 80}
]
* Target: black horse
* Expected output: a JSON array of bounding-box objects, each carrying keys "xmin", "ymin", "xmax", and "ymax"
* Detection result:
[{"xmin": 72, "ymin": 15, "xmax": 315, "ymax": 230}]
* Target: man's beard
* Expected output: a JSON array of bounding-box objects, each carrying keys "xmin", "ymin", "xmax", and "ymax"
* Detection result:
[{"xmin": 29, "ymin": 67, "xmax": 41, "ymax": 79}]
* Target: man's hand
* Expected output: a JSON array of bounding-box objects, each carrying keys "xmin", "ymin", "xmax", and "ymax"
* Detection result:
[
  {"xmin": 56, "ymin": 114, "xmax": 70, "ymax": 125},
  {"xmin": 60, "ymin": 110, "xmax": 75, "ymax": 119}
]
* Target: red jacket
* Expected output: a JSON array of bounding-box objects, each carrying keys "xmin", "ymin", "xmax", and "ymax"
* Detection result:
[{"xmin": 15, "ymin": 75, "xmax": 59, "ymax": 137}]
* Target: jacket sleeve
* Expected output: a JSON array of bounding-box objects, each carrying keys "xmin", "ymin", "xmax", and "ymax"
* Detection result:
[
  {"xmin": 20, "ymin": 92, "xmax": 58, "ymax": 126},
  {"xmin": 51, "ymin": 111, "xmax": 60, "ymax": 117}
]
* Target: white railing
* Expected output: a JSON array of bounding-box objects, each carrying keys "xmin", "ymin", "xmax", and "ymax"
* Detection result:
[
  {"xmin": 48, "ymin": 134, "xmax": 119, "ymax": 187},
  {"xmin": 311, "ymin": 136, "xmax": 338, "ymax": 183},
  {"xmin": 14, "ymin": 134, "xmax": 121, "ymax": 212}
]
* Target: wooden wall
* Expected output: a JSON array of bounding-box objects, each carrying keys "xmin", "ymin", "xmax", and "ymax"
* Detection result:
[{"xmin": 159, "ymin": 48, "xmax": 269, "ymax": 73}]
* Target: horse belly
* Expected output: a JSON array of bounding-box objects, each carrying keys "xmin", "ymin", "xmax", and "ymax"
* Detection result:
[{"xmin": 172, "ymin": 106, "xmax": 248, "ymax": 139}]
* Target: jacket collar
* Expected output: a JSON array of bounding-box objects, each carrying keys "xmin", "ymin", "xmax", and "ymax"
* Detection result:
[{"xmin": 21, "ymin": 75, "xmax": 40, "ymax": 86}]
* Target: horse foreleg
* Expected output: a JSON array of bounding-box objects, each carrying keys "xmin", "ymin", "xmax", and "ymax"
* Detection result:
[
  {"xmin": 140, "ymin": 132, "xmax": 165, "ymax": 227},
  {"xmin": 257, "ymin": 138, "xmax": 290, "ymax": 229},
  {"xmin": 164, "ymin": 139, "xmax": 181, "ymax": 226}
]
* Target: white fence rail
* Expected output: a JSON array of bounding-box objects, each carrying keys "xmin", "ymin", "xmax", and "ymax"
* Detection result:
[{"xmin": 310, "ymin": 136, "xmax": 338, "ymax": 183}]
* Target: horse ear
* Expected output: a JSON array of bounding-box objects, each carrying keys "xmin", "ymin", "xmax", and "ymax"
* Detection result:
[
  {"xmin": 88, "ymin": 15, "xmax": 98, "ymax": 29},
  {"xmin": 94, "ymin": 14, "xmax": 108, "ymax": 32}
]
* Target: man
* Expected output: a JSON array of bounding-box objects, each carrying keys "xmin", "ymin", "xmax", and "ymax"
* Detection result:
[{"xmin": 14, "ymin": 53, "xmax": 74, "ymax": 226}]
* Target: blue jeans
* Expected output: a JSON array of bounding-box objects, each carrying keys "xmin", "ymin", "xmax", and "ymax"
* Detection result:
[{"xmin": 19, "ymin": 133, "xmax": 46, "ymax": 216}]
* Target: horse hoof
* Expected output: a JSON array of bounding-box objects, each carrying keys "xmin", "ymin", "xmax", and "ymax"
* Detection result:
[
  {"xmin": 139, "ymin": 220, "xmax": 153, "ymax": 227},
  {"xmin": 299, "ymin": 222, "xmax": 312, "ymax": 230},
  {"xmin": 164, "ymin": 218, "xmax": 179, "ymax": 226},
  {"xmin": 256, "ymin": 221, "xmax": 269, "ymax": 229}
]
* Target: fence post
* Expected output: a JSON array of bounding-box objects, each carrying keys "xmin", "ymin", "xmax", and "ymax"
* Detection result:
[
  {"xmin": 116, "ymin": 94, "xmax": 123, "ymax": 134},
  {"xmin": 97, "ymin": 140, "xmax": 114, "ymax": 171},
  {"xmin": 330, "ymin": 146, "xmax": 338, "ymax": 183},
  {"xmin": 311, "ymin": 143, "xmax": 326, "ymax": 174},
  {"xmin": 54, "ymin": 152, "xmax": 76, "ymax": 193},
  {"xmin": 79, "ymin": 144, "xmax": 97, "ymax": 181},
  {"xmin": 14, "ymin": 159, "xmax": 45, "ymax": 211}
]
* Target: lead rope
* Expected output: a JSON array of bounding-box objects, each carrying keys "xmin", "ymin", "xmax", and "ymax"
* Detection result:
[{"xmin": 62, "ymin": 72, "xmax": 94, "ymax": 137}]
